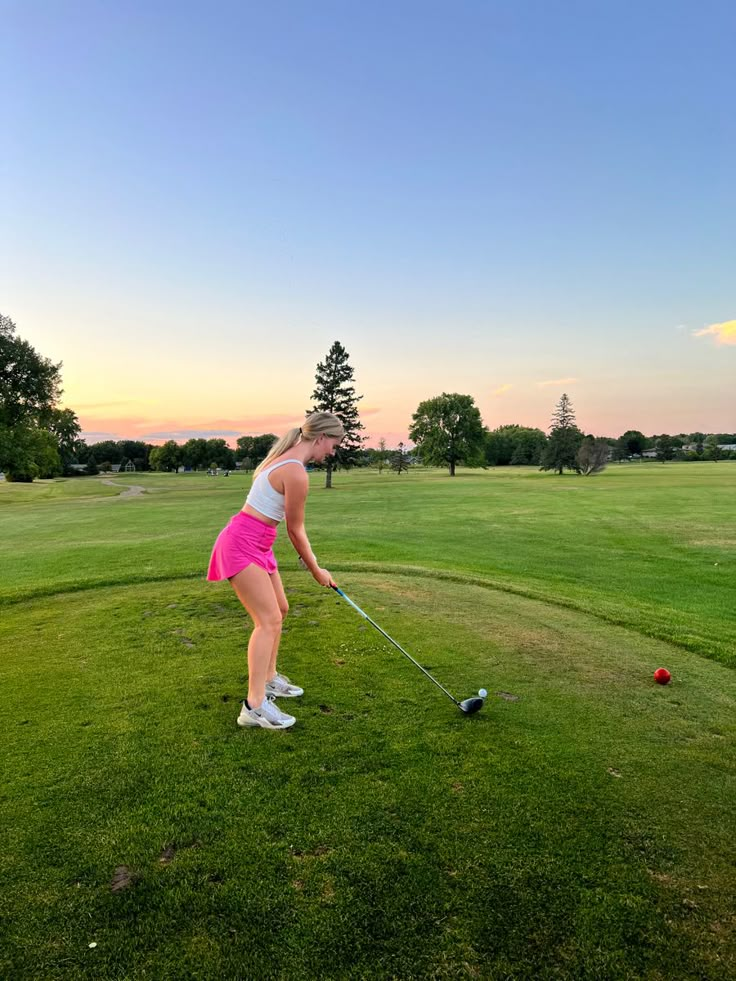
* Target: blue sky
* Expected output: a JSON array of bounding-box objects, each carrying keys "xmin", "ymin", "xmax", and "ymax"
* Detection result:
[{"xmin": 3, "ymin": 0, "xmax": 734, "ymax": 444}]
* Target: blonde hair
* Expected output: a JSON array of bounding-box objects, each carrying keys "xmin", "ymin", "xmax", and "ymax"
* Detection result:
[{"xmin": 253, "ymin": 412, "xmax": 345, "ymax": 477}]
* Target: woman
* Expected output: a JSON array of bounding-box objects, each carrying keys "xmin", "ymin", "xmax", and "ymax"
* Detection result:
[{"xmin": 207, "ymin": 412, "xmax": 345, "ymax": 730}]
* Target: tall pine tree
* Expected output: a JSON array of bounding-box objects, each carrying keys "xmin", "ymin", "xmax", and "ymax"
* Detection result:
[
  {"xmin": 540, "ymin": 393, "xmax": 584, "ymax": 474},
  {"xmin": 309, "ymin": 341, "xmax": 364, "ymax": 488},
  {"xmin": 391, "ymin": 441, "xmax": 411, "ymax": 474}
]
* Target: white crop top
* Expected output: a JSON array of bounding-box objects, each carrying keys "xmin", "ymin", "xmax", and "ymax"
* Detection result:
[{"xmin": 245, "ymin": 459, "xmax": 304, "ymax": 522}]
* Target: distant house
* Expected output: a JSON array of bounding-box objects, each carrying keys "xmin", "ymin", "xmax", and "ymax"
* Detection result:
[
  {"xmin": 67, "ymin": 463, "xmax": 88, "ymax": 473},
  {"xmin": 641, "ymin": 450, "xmax": 658, "ymax": 458},
  {"xmin": 682, "ymin": 442, "xmax": 736, "ymax": 453},
  {"xmin": 124, "ymin": 461, "xmax": 136, "ymax": 472},
  {"xmin": 110, "ymin": 464, "xmax": 122, "ymax": 473}
]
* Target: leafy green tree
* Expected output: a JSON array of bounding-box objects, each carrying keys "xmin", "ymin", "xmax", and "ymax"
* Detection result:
[
  {"xmin": 0, "ymin": 424, "xmax": 61, "ymax": 481},
  {"xmin": 253, "ymin": 434, "xmax": 277, "ymax": 463},
  {"xmin": 44, "ymin": 408, "xmax": 81, "ymax": 465},
  {"xmin": 485, "ymin": 426, "xmax": 516, "ymax": 466},
  {"xmin": 0, "ymin": 314, "xmax": 62, "ymax": 428},
  {"xmin": 655, "ymin": 434, "xmax": 675, "ymax": 462},
  {"xmin": 33, "ymin": 428, "xmax": 62, "ymax": 479},
  {"xmin": 119, "ymin": 440, "xmax": 149, "ymax": 471},
  {"xmin": 149, "ymin": 441, "xmax": 181, "ymax": 472},
  {"xmin": 310, "ymin": 341, "xmax": 365, "ymax": 488},
  {"xmin": 0, "ymin": 314, "xmax": 66, "ymax": 481},
  {"xmin": 0, "ymin": 423, "xmax": 38, "ymax": 481},
  {"xmin": 485, "ymin": 425, "xmax": 547, "ymax": 466},
  {"xmin": 689, "ymin": 432, "xmax": 706, "ymax": 455},
  {"xmin": 610, "ymin": 442, "xmax": 627, "ymax": 462},
  {"xmin": 617, "ymin": 430, "xmax": 647, "ymax": 458},
  {"xmin": 409, "ymin": 393, "xmax": 485, "ymax": 476},
  {"xmin": 205, "ymin": 438, "xmax": 236, "ymax": 469},
  {"xmin": 181, "ymin": 438, "xmax": 209, "ymax": 470},
  {"xmin": 236, "ymin": 436, "xmax": 253, "ymax": 464},
  {"xmin": 540, "ymin": 393, "xmax": 584, "ymax": 474},
  {"xmin": 705, "ymin": 435, "xmax": 722, "ymax": 461},
  {"xmin": 235, "ymin": 435, "xmax": 256, "ymax": 464},
  {"xmin": 511, "ymin": 428, "xmax": 547, "ymax": 465},
  {"xmin": 577, "ymin": 436, "xmax": 610, "ymax": 475},
  {"xmin": 80, "ymin": 440, "xmax": 123, "ymax": 465},
  {"xmin": 237, "ymin": 434, "xmax": 277, "ymax": 467}
]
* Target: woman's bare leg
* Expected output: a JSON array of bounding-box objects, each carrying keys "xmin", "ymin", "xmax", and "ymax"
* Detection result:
[
  {"xmin": 229, "ymin": 564, "xmax": 283, "ymax": 708},
  {"xmin": 267, "ymin": 570, "xmax": 289, "ymax": 680}
]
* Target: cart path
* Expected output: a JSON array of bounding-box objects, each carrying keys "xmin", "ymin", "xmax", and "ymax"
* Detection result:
[{"xmin": 100, "ymin": 479, "xmax": 146, "ymax": 498}]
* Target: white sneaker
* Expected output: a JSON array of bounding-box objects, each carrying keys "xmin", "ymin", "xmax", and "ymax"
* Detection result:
[
  {"xmin": 265, "ymin": 672, "xmax": 304, "ymax": 698},
  {"xmin": 237, "ymin": 697, "xmax": 296, "ymax": 730}
]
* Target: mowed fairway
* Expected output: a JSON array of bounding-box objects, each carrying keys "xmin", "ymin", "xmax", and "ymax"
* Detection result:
[{"xmin": 1, "ymin": 464, "xmax": 735, "ymax": 979}]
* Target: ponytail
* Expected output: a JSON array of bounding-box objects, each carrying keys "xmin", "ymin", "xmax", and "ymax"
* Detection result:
[
  {"xmin": 252, "ymin": 412, "xmax": 345, "ymax": 477},
  {"xmin": 253, "ymin": 428, "xmax": 302, "ymax": 477}
]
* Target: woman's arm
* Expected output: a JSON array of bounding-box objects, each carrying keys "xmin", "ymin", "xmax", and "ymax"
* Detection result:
[{"xmin": 283, "ymin": 467, "xmax": 335, "ymax": 586}]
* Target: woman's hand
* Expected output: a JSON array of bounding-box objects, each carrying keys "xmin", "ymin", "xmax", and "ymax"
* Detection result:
[{"xmin": 314, "ymin": 567, "xmax": 337, "ymax": 588}]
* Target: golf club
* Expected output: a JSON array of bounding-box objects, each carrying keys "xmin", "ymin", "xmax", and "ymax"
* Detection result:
[{"xmin": 331, "ymin": 585, "xmax": 485, "ymax": 716}]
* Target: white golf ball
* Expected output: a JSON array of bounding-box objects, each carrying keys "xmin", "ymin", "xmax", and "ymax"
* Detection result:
[{"xmin": 478, "ymin": 688, "xmax": 487, "ymax": 698}]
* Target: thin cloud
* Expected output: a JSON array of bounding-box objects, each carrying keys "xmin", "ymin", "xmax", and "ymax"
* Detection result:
[
  {"xmin": 190, "ymin": 418, "xmax": 293, "ymax": 431},
  {"xmin": 693, "ymin": 320, "xmax": 736, "ymax": 346},
  {"xmin": 537, "ymin": 377, "xmax": 578, "ymax": 387},
  {"xmin": 81, "ymin": 431, "xmax": 123, "ymax": 442},
  {"xmin": 493, "ymin": 384, "xmax": 513, "ymax": 396},
  {"xmin": 79, "ymin": 409, "xmax": 384, "ymax": 445},
  {"xmin": 142, "ymin": 430, "xmax": 241, "ymax": 440}
]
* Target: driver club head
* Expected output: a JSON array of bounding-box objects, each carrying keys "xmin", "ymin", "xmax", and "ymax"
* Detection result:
[{"xmin": 459, "ymin": 697, "xmax": 485, "ymax": 715}]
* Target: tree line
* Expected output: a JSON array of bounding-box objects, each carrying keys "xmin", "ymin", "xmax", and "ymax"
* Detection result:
[
  {"xmin": 1, "ymin": 315, "xmax": 732, "ymax": 482},
  {"xmin": 0, "ymin": 324, "xmax": 368, "ymax": 482},
  {"xmin": 408, "ymin": 391, "xmax": 735, "ymax": 475}
]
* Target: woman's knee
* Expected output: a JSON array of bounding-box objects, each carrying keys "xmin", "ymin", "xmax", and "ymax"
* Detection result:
[
  {"xmin": 256, "ymin": 612, "xmax": 283, "ymax": 637},
  {"xmin": 279, "ymin": 600, "xmax": 289, "ymax": 622}
]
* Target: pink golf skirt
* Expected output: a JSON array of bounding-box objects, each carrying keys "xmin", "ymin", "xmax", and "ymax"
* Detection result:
[{"xmin": 207, "ymin": 511, "xmax": 278, "ymax": 580}]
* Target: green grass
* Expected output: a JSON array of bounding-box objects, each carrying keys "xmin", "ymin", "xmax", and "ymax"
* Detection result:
[
  {"xmin": 2, "ymin": 465, "xmax": 734, "ymax": 664},
  {"xmin": 1, "ymin": 465, "xmax": 735, "ymax": 978},
  {"xmin": 0, "ymin": 474, "xmax": 124, "ymax": 503}
]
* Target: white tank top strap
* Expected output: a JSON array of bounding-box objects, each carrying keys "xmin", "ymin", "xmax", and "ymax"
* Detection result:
[{"xmin": 261, "ymin": 458, "xmax": 304, "ymax": 476}]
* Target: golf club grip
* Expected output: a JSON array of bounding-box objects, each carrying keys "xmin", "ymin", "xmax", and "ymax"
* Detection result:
[
  {"xmin": 332, "ymin": 586, "xmax": 367, "ymax": 619},
  {"xmin": 330, "ymin": 586, "xmax": 458, "ymax": 705}
]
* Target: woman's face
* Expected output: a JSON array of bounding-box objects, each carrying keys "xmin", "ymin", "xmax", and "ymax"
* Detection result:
[{"xmin": 312, "ymin": 435, "xmax": 343, "ymax": 462}]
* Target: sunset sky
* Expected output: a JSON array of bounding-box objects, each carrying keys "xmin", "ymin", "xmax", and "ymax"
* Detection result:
[{"xmin": 4, "ymin": 1, "xmax": 734, "ymax": 447}]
